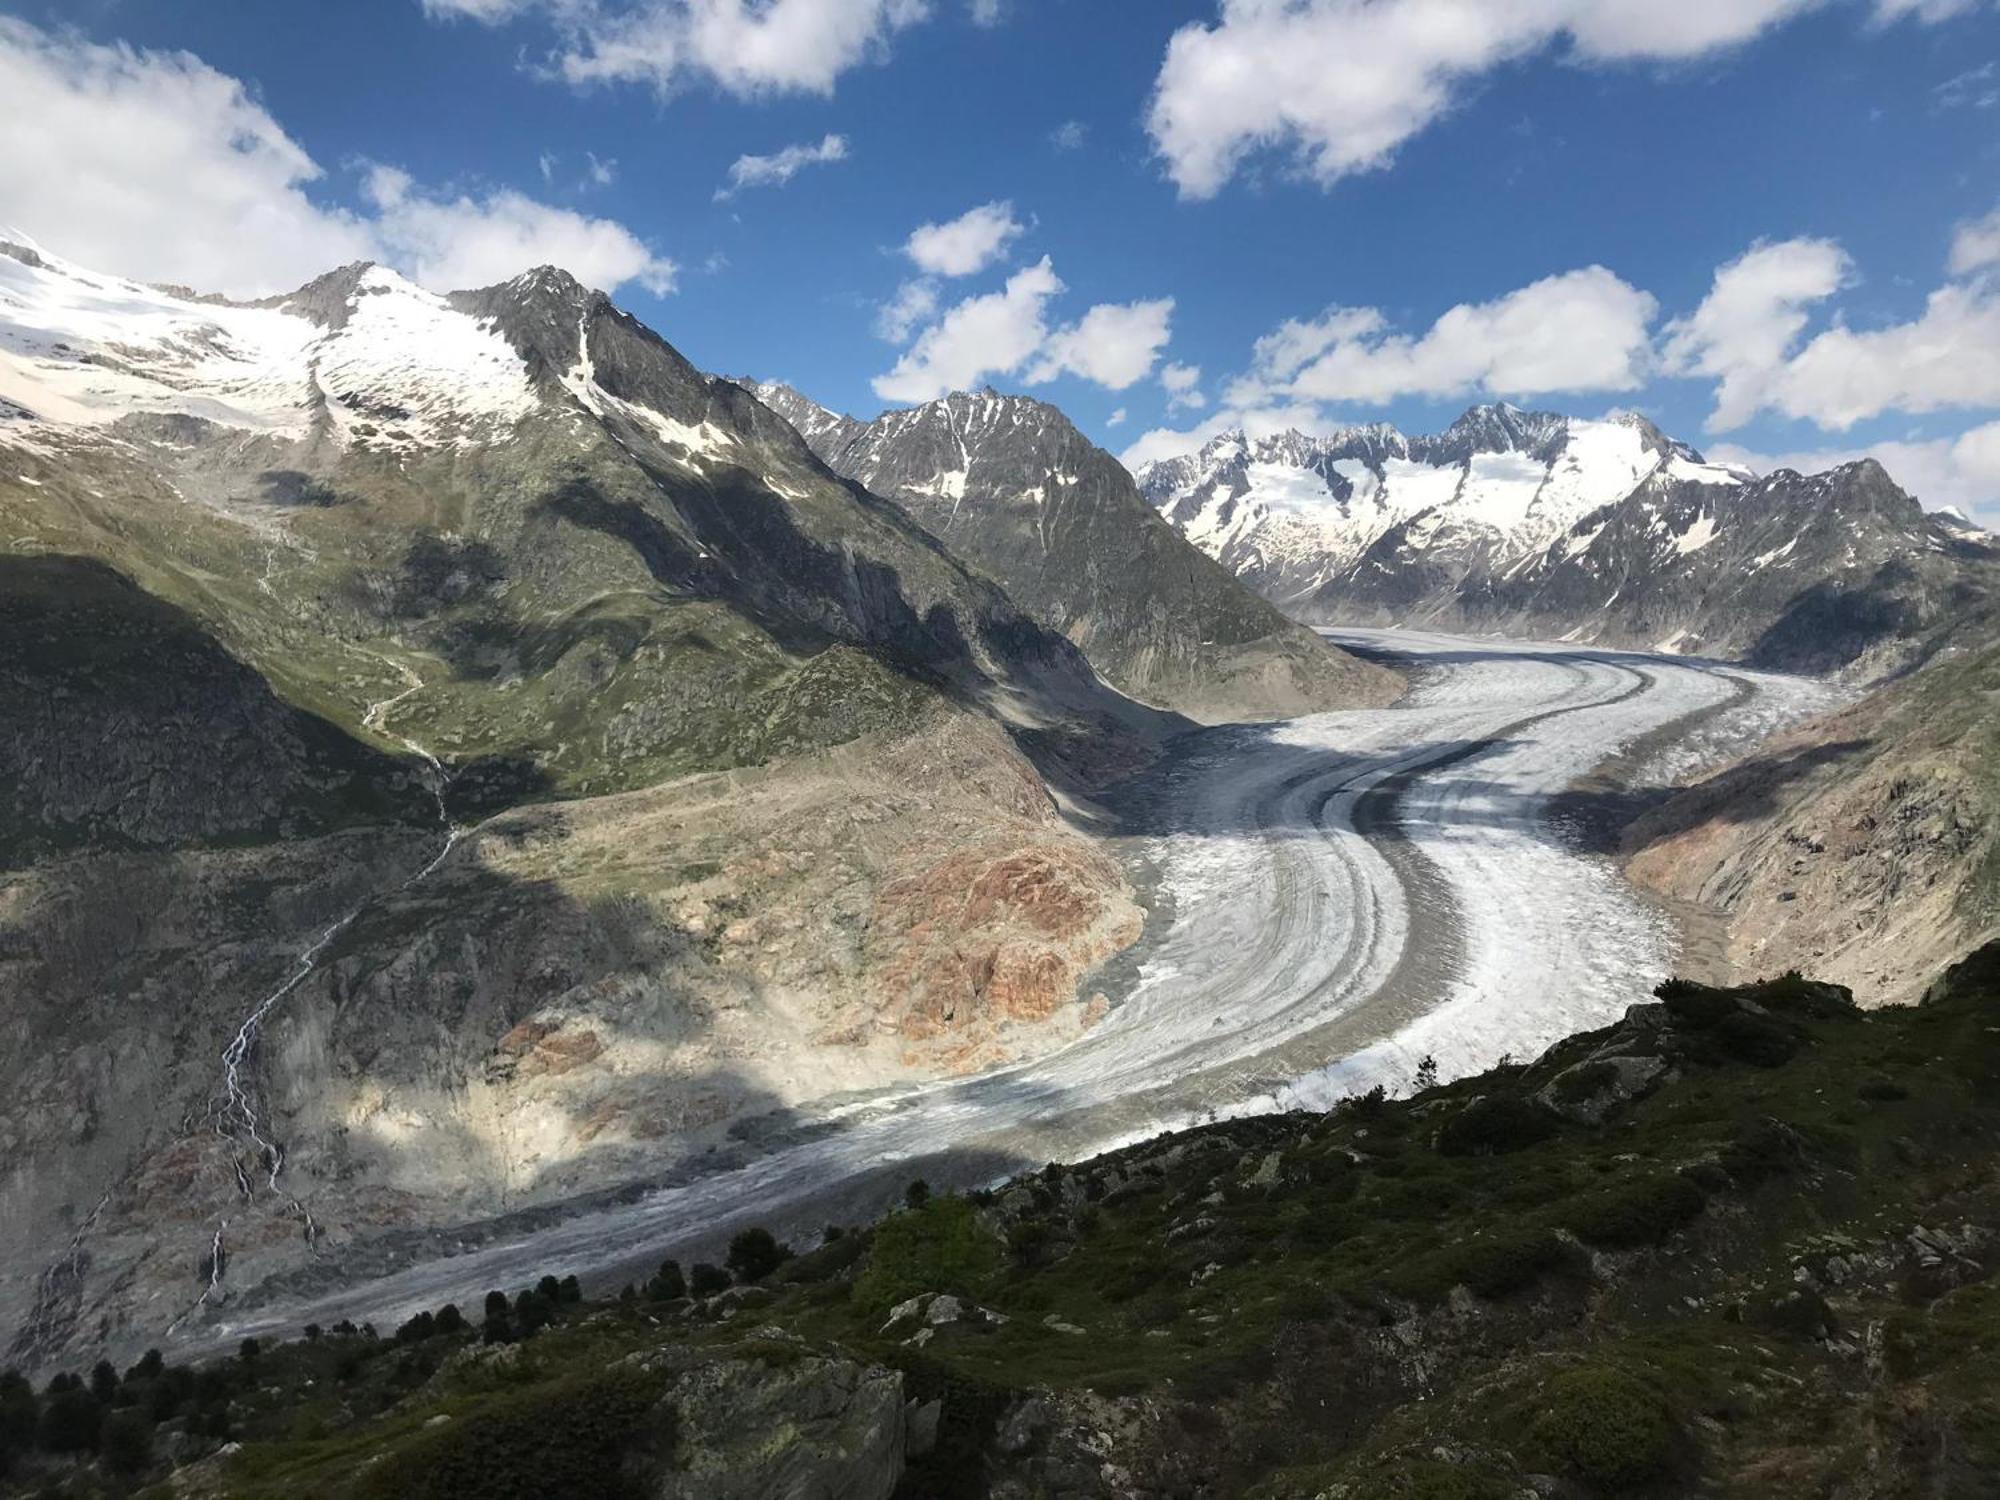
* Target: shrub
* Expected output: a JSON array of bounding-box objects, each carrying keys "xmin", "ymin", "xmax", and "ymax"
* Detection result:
[
  {"xmin": 358, "ymin": 1369, "xmax": 663, "ymax": 1500},
  {"xmin": 689, "ymin": 1262, "xmax": 731, "ymax": 1298},
  {"xmin": 1389, "ymin": 1229, "xmax": 1567, "ymax": 1302},
  {"xmin": 726, "ymin": 1227, "xmax": 792, "ymax": 1284},
  {"xmin": 647, "ymin": 1259, "xmax": 686, "ymax": 1301},
  {"xmin": 239, "ymin": 1337, "xmax": 261, "ymax": 1363},
  {"xmin": 1526, "ymin": 1366, "xmax": 1674, "ymax": 1491},
  {"xmin": 100, "ymin": 1409, "xmax": 152, "ymax": 1473},
  {"xmin": 535, "ymin": 1275, "xmax": 563, "ymax": 1304},
  {"xmin": 557, "ymin": 1275, "xmax": 582, "ymax": 1304},
  {"xmin": 905, "ymin": 1179, "xmax": 932, "ymax": 1210},
  {"xmin": 853, "ymin": 1195, "xmax": 1002, "ymax": 1314},
  {"xmin": 1561, "ymin": 1174, "xmax": 1707, "ymax": 1250},
  {"xmin": 395, "ymin": 1311, "xmax": 438, "ymax": 1344},
  {"xmin": 38, "ymin": 1386, "xmax": 101, "ymax": 1453},
  {"xmin": 1437, "ymin": 1096, "xmax": 1558, "ymax": 1156},
  {"xmin": 483, "ymin": 1290, "xmax": 510, "ymax": 1319},
  {"xmin": 435, "ymin": 1304, "xmax": 466, "ymax": 1335}
]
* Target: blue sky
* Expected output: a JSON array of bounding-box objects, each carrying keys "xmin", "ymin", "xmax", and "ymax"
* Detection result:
[{"xmin": 2, "ymin": 1, "xmax": 1999, "ymax": 512}]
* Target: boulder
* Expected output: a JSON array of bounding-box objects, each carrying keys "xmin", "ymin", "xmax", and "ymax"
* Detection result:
[{"xmin": 635, "ymin": 1333, "xmax": 907, "ymax": 1500}]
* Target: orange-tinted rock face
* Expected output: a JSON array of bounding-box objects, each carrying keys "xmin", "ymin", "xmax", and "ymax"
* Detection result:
[{"xmin": 872, "ymin": 840, "xmax": 1143, "ymax": 1070}]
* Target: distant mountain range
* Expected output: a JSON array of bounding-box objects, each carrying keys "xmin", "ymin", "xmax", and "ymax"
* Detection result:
[
  {"xmin": 1139, "ymin": 404, "xmax": 1996, "ymax": 674},
  {"xmin": 752, "ymin": 383, "xmax": 1396, "ymax": 721}
]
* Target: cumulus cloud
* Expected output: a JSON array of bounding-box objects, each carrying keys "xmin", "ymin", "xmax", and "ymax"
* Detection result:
[
  {"xmin": 1712, "ymin": 420, "xmax": 2000, "ymax": 524},
  {"xmin": 1028, "ymin": 297, "xmax": 1176, "ymax": 389},
  {"xmin": 1106, "ymin": 407, "xmax": 1128, "ymax": 427},
  {"xmin": 363, "ymin": 165, "xmax": 677, "ymax": 294},
  {"xmin": 873, "ymin": 258, "xmax": 1175, "ymax": 402},
  {"xmin": 715, "ymin": 132, "xmax": 848, "ymax": 199},
  {"xmin": 1238, "ymin": 267, "xmax": 1657, "ymax": 406},
  {"xmin": 1950, "ymin": 203, "xmax": 2000, "ymax": 277},
  {"xmin": 1147, "ymin": 1, "xmax": 1847, "ymax": 199},
  {"xmin": 426, "ymin": 0, "xmax": 932, "ymax": 97},
  {"xmin": 1161, "ymin": 360, "xmax": 1207, "ymax": 410},
  {"xmin": 874, "ymin": 277, "xmax": 940, "ymax": 342},
  {"xmin": 1661, "ymin": 238, "xmax": 1852, "ymax": 430},
  {"xmin": 0, "ymin": 19, "xmax": 673, "ymax": 298},
  {"xmin": 1668, "ymin": 234, "xmax": 2000, "ymax": 432},
  {"xmin": 873, "ymin": 256, "xmax": 1064, "ymax": 401},
  {"xmin": 903, "ymin": 200, "xmax": 1025, "ymax": 277}
]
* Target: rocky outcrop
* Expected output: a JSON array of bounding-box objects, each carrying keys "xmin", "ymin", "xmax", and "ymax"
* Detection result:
[
  {"xmin": 1625, "ymin": 627, "xmax": 2000, "ymax": 1003},
  {"xmin": 636, "ymin": 1334, "xmax": 907, "ymax": 1500}
]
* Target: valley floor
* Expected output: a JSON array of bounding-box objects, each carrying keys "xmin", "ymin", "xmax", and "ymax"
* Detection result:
[{"xmin": 168, "ymin": 631, "xmax": 1844, "ymax": 1361}]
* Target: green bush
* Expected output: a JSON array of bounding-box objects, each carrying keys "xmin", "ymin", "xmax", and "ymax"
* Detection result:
[
  {"xmin": 726, "ymin": 1227, "xmax": 792, "ymax": 1283},
  {"xmin": 689, "ymin": 1262, "xmax": 731, "ymax": 1298},
  {"xmin": 1526, "ymin": 1366, "xmax": 1674, "ymax": 1491},
  {"xmin": 1560, "ymin": 1174, "xmax": 1707, "ymax": 1249},
  {"xmin": 1388, "ymin": 1229, "xmax": 1566, "ymax": 1302},
  {"xmin": 358, "ymin": 1368, "xmax": 662, "ymax": 1500},
  {"xmin": 853, "ymin": 1196, "xmax": 1002, "ymax": 1315},
  {"xmin": 1436, "ymin": 1096, "xmax": 1558, "ymax": 1157}
]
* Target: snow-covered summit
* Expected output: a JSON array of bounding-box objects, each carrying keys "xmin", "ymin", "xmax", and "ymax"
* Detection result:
[
  {"xmin": 1135, "ymin": 404, "xmax": 1738, "ymax": 605},
  {"xmin": 0, "ymin": 240, "xmax": 538, "ymax": 449}
]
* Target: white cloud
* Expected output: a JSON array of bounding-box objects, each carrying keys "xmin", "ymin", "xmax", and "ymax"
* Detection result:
[
  {"xmin": 969, "ymin": 0, "xmax": 1007, "ymax": 25},
  {"xmin": 1028, "ymin": 297, "xmax": 1176, "ymax": 389},
  {"xmin": 0, "ymin": 20, "xmax": 673, "ymax": 298},
  {"xmin": 1050, "ymin": 119, "xmax": 1088, "ymax": 150},
  {"xmin": 1950, "ymin": 203, "xmax": 2000, "ymax": 277},
  {"xmin": 1668, "ymin": 234, "xmax": 2000, "ymax": 432},
  {"xmin": 1106, "ymin": 407, "xmax": 1128, "ymax": 427},
  {"xmin": 363, "ymin": 165, "xmax": 677, "ymax": 294},
  {"xmin": 1874, "ymin": 0, "xmax": 1990, "ymax": 21},
  {"xmin": 1242, "ymin": 267, "xmax": 1656, "ymax": 406},
  {"xmin": 1712, "ymin": 420, "xmax": 2000, "ymax": 524},
  {"xmin": 1146, "ymin": 0, "xmax": 1832, "ymax": 199},
  {"xmin": 873, "ymin": 258, "xmax": 1176, "ymax": 402},
  {"xmin": 873, "ymin": 256, "xmax": 1065, "ymax": 401},
  {"xmin": 715, "ymin": 132, "xmax": 849, "ymax": 199},
  {"xmin": 875, "ymin": 277, "xmax": 940, "ymax": 342},
  {"xmin": 1662, "ymin": 238, "xmax": 1852, "ymax": 430},
  {"xmin": 584, "ymin": 151, "xmax": 618, "ymax": 187},
  {"xmin": 1764, "ymin": 285, "xmax": 2000, "ymax": 429},
  {"xmin": 1161, "ymin": 360, "xmax": 1207, "ymax": 410},
  {"xmin": 1935, "ymin": 61, "xmax": 1999, "ymax": 110},
  {"xmin": 903, "ymin": 200, "xmax": 1025, "ymax": 277},
  {"xmin": 0, "ymin": 19, "xmax": 374, "ymax": 295},
  {"xmin": 458, "ymin": 0, "xmax": 935, "ymax": 98}
]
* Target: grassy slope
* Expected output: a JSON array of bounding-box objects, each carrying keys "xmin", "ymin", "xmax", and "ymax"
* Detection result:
[{"xmin": 13, "ymin": 949, "xmax": 1995, "ymax": 1498}]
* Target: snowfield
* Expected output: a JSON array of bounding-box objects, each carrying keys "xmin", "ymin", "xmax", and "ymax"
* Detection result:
[{"xmin": 177, "ymin": 630, "xmax": 1841, "ymax": 1355}]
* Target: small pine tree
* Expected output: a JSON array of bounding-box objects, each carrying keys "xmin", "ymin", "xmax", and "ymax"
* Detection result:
[
  {"xmin": 434, "ymin": 1304, "xmax": 466, "ymax": 1335},
  {"xmin": 688, "ymin": 1262, "xmax": 730, "ymax": 1298},
  {"xmin": 238, "ymin": 1338, "xmax": 261, "ymax": 1363},
  {"xmin": 303, "ymin": 1323, "xmax": 322, "ymax": 1342},
  {"xmin": 725, "ymin": 1227, "xmax": 791, "ymax": 1284},
  {"xmin": 647, "ymin": 1259, "xmax": 686, "ymax": 1301},
  {"xmin": 483, "ymin": 1290, "xmax": 510, "ymax": 1320},
  {"xmin": 535, "ymin": 1274, "xmax": 562, "ymax": 1304},
  {"xmin": 904, "ymin": 1179, "xmax": 932, "ymax": 1210},
  {"xmin": 126, "ymin": 1350, "xmax": 165, "ymax": 1382},
  {"xmin": 557, "ymin": 1274, "xmax": 582, "ymax": 1304},
  {"xmin": 1414, "ymin": 1054, "xmax": 1440, "ymax": 1091},
  {"xmin": 89, "ymin": 1360, "xmax": 119, "ymax": 1405}
]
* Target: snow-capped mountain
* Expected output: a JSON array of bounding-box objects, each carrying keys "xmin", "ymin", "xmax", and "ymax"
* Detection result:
[
  {"xmin": 1140, "ymin": 402, "xmax": 1995, "ymax": 674},
  {"xmin": 1135, "ymin": 404, "xmax": 1745, "ymax": 607},
  {"xmin": 751, "ymin": 382, "xmax": 1398, "ymax": 721}
]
